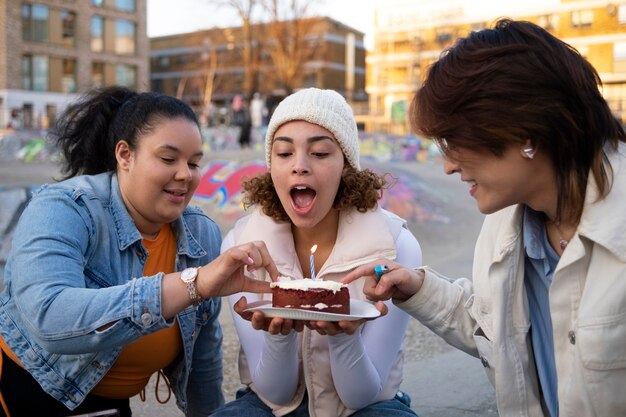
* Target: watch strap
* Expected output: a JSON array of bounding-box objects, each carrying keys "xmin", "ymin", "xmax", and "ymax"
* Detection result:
[{"xmin": 182, "ymin": 267, "xmax": 203, "ymax": 307}]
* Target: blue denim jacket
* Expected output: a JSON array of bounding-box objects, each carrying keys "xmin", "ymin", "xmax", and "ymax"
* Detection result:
[{"xmin": 0, "ymin": 173, "xmax": 224, "ymax": 416}]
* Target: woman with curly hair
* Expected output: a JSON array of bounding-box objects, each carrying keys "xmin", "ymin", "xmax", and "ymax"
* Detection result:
[{"xmin": 211, "ymin": 88, "xmax": 422, "ymax": 417}]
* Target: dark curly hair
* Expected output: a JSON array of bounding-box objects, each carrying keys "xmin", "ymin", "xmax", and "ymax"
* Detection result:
[
  {"xmin": 242, "ymin": 166, "xmax": 391, "ymax": 222},
  {"xmin": 49, "ymin": 86, "xmax": 199, "ymax": 179}
]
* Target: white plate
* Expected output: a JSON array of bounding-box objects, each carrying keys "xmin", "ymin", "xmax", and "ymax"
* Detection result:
[{"xmin": 244, "ymin": 299, "xmax": 381, "ymax": 322}]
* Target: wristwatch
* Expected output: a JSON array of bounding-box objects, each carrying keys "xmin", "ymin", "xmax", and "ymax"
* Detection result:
[{"xmin": 180, "ymin": 267, "xmax": 203, "ymax": 306}]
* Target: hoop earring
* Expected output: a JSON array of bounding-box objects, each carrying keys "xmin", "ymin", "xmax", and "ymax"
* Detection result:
[{"xmin": 523, "ymin": 147, "xmax": 536, "ymax": 159}]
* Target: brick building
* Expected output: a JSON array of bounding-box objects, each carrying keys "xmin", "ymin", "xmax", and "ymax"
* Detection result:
[
  {"xmin": 149, "ymin": 16, "xmax": 366, "ymax": 111},
  {"xmin": 366, "ymin": 0, "xmax": 626, "ymax": 134},
  {"xmin": 0, "ymin": 0, "xmax": 148, "ymax": 129}
]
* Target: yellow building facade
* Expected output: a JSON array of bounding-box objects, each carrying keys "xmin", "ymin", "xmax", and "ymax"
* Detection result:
[{"xmin": 365, "ymin": 0, "xmax": 626, "ymax": 134}]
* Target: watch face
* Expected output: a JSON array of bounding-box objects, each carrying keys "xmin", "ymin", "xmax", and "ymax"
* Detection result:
[{"xmin": 181, "ymin": 268, "xmax": 198, "ymax": 282}]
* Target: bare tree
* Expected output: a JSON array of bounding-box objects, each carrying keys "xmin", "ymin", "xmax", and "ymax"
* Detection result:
[
  {"xmin": 201, "ymin": 37, "xmax": 218, "ymax": 106},
  {"xmin": 263, "ymin": 0, "xmax": 321, "ymax": 94},
  {"xmin": 214, "ymin": 0, "xmax": 263, "ymax": 97}
]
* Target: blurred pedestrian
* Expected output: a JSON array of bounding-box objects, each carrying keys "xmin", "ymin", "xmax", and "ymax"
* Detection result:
[
  {"xmin": 232, "ymin": 95, "xmax": 252, "ymax": 149},
  {"xmin": 249, "ymin": 92, "xmax": 266, "ymax": 129}
]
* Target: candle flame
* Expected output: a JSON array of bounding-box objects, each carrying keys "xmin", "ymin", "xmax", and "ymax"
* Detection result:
[{"xmin": 310, "ymin": 244, "xmax": 317, "ymax": 254}]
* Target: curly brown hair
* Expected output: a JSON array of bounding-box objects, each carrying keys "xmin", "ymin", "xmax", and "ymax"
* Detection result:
[{"xmin": 242, "ymin": 166, "xmax": 391, "ymax": 222}]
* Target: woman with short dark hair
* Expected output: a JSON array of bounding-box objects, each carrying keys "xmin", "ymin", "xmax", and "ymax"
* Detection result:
[{"xmin": 346, "ymin": 19, "xmax": 626, "ymax": 417}]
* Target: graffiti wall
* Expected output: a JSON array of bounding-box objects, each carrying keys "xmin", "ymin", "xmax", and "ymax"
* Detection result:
[{"xmin": 192, "ymin": 159, "xmax": 450, "ymax": 235}]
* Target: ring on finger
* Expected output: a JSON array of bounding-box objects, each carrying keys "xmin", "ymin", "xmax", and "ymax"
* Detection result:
[{"xmin": 374, "ymin": 264, "xmax": 390, "ymax": 280}]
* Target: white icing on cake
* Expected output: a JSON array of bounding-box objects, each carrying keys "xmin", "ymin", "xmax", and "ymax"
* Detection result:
[{"xmin": 270, "ymin": 277, "xmax": 345, "ymax": 293}]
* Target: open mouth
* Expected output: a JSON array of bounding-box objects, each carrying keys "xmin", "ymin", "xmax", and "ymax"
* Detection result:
[{"xmin": 290, "ymin": 185, "xmax": 317, "ymax": 209}]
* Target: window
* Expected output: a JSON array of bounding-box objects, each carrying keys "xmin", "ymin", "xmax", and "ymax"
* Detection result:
[
  {"xmin": 158, "ymin": 56, "xmax": 170, "ymax": 68},
  {"xmin": 61, "ymin": 10, "xmax": 76, "ymax": 47},
  {"xmin": 619, "ymin": 4, "xmax": 626, "ymax": 24},
  {"xmin": 21, "ymin": 56, "xmax": 32, "ymax": 90},
  {"xmin": 116, "ymin": 64, "xmax": 137, "ymax": 87},
  {"xmin": 538, "ymin": 14, "xmax": 559, "ymax": 31},
  {"xmin": 22, "ymin": 4, "xmax": 49, "ymax": 42},
  {"xmin": 46, "ymin": 104, "xmax": 57, "ymax": 129},
  {"xmin": 21, "ymin": 5, "xmax": 31, "ymax": 41},
  {"xmin": 576, "ymin": 45, "xmax": 589, "ymax": 58},
  {"xmin": 62, "ymin": 59, "xmax": 77, "ymax": 93},
  {"xmin": 572, "ymin": 10, "xmax": 593, "ymax": 27},
  {"xmin": 115, "ymin": 19, "xmax": 136, "ymax": 54},
  {"xmin": 91, "ymin": 62, "xmax": 105, "ymax": 87},
  {"xmin": 91, "ymin": 15, "xmax": 104, "ymax": 52},
  {"xmin": 92, "ymin": 0, "xmax": 135, "ymax": 12},
  {"xmin": 614, "ymin": 41, "xmax": 626, "ymax": 61},
  {"xmin": 116, "ymin": 0, "xmax": 135, "ymax": 12},
  {"xmin": 22, "ymin": 103, "xmax": 34, "ymax": 129},
  {"xmin": 22, "ymin": 55, "xmax": 49, "ymax": 91}
]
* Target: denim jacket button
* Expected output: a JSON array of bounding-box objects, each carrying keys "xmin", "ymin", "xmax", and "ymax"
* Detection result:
[{"xmin": 141, "ymin": 312, "xmax": 153, "ymax": 326}]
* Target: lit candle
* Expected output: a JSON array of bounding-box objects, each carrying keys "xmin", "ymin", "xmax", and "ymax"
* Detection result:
[{"xmin": 310, "ymin": 245, "xmax": 318, "ymax": 280}]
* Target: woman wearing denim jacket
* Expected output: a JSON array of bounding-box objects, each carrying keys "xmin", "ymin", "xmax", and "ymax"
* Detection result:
[{"xmin": 0, "ymin": 87, "xmax": 277, "ymax": 417}]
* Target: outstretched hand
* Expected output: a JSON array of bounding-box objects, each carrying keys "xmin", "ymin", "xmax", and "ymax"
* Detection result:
[
  {"xmin": 233, "ymin": 296, "xmax": 306, "ymax": 334},
  {"xmin": 306, "ymin": 301, "xmax": 388, "ymax": 336},
  {"xmin": 342, "ymin": 260, "xmax": 424, "ymax": 302},
  {"xmin": 196, "ymin": 241, "xmax": 279, "ymax": 298}
]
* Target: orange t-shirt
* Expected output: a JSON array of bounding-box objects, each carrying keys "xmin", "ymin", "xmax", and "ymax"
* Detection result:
[
  {"xmin": 91, "ymin": 224, "xmax": 183, "ymax": 398},
  {"xmin": 0, "ymin": 335, "xmax": 22, "ymax": 416}
]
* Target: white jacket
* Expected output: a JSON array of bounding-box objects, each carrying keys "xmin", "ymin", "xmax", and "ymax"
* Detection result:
[
  {"xmin": 398, "ymin": 143, "xmax": 626, "ymax": 417},
  {"xmin": 228, "ymin": 206, "xmax": 420, "ymax": 416}
]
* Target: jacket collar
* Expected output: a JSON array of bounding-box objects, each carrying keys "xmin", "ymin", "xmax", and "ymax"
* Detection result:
[
  {"xmin": 491, "ymin": 205, "xmax": 525, "ymax": 263},
  {"xmin": 108, "ymin": 174, "xmax": 205, "ymax": 257},
  {"xmin": 109, "ymin": 174, "xmax": 143, "ymax": 251},
  {"xmin": 237, "ymin": 206, "xmax": 397, "ymax": 279},
  {"xmin": 491, "ymin": 144, "xmax": 626, "ymax": 263},
  {"xmin": 577, "ymin": 144, "xmax": 626, "ymax": 262}
]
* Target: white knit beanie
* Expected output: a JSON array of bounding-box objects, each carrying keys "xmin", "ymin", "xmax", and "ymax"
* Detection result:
[{"xmin": 265, "ymin": 88, "xmax": 360, "ymax": 170}]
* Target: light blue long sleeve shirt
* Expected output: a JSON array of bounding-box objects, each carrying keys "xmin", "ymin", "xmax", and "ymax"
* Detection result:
[{"xmin": 523, "ymin": 207, "xmax": 559, "ymax": 417}]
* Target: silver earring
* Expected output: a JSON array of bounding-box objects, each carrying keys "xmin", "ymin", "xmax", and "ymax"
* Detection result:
[{"xmin": 523, "ymin": 147, "xmax": 536, "ymax": 159}]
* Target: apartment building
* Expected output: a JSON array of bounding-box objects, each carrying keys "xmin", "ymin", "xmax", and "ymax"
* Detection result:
[
  {"xmin": 367, "ymin": 0, "xmax": 626, "ymax": 134},
  {"xmin": 0, "ymin": 0, "xmax": 148, "ymax": 129},
  {"xmin": 150, "ymin": 16, "xmax": 366, "ymax": 111}
]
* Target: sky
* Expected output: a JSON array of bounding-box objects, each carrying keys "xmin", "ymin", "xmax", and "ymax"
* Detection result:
[{"xmin": 147, "ymin": 0, "xmax": 560, "ymax": 49}]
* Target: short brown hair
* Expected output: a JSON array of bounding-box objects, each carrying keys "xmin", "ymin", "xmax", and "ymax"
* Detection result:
[
  {"xmin": 242, "ymin": 167, "xmax": 390, "ymax": 222},
  {"xmin": 411, "ymin": 19, "xmax": 625, "ymax": 223}
]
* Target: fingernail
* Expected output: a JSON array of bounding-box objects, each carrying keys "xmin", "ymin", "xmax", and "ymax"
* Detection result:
[{"xmin": 247, "ymin": 256, "xmax": 254, "ymax": 265}]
